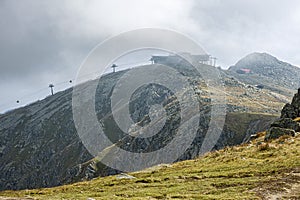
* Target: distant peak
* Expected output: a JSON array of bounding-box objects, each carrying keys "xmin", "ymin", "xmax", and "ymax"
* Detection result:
[
  {"xmin": 242, "ymin": 52, "xmax": 277, "ymax": 60},
  {"xmin": 233, "ymin": 52, "xmax": 280, "ymax": 68}
]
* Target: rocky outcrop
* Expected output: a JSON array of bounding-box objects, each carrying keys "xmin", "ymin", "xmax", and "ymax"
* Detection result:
[
  {"xmin": 281, "ymin": 88, "xmax": 300, "ymax": 118},
  {"xmin": 265, "ymin": 127, "xmax": 295, "ymax": 141},
  {"xmin": 270, "ymin": 118, "xmax": 300, "ymax": 131},
  {"xmin": 265, "ymin": 89, "xmax": 300, "ymax": 141}
]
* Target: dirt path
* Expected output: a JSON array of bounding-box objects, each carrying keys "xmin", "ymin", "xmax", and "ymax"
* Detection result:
[
  {"xmin": 267, "ymin": 182, "xmax": 300, "ymax": 200},
  {"xmin": 255, "ymin": 171, "xmax": 300, "ymax": 200}
]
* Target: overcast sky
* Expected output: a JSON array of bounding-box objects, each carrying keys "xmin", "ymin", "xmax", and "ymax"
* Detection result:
[{"xmin": 1, "ymin": 0, "xmax": 300, "ymax": 113}]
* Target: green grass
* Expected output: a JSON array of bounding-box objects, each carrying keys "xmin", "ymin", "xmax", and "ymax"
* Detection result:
[{"xmin": 1, "ymin": 133, "xmax": 299, "ymax": 200}]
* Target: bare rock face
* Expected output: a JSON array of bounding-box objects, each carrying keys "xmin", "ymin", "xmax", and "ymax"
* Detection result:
[
  {"xmin": 265, "ymin": 127, "xmax": 295, "ymax": 141},
  {"xmin": 265, "ymin": 88, "xmax": 300, "ymax": 141},
  {"xmin": 281, "ymin": 88, "xmax": 300, "ymax": 119},
  {"xmin": 270, "ymin": 118, "xmax": 300, "ymax": 132}
]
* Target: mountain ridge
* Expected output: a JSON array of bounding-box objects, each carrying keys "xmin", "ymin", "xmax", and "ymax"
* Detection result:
[{"xmin": 0, "ymin": 52, "xmax": 297, "ymax": 191}]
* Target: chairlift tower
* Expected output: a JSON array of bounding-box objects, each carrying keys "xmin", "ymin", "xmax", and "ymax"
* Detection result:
[
  {"xmin": 111, "ymin": 64, "xmax": 118, "ymax": 73},
  {"xmin": 49, "ymin": 84, "xmax": 54, "ymax": 95}
]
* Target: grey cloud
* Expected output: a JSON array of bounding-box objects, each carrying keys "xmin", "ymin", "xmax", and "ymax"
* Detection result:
[
  {"xmin": 189, "ymin": 0, "xmax": 300, "ymax": 67},
  {"xmin": 1, "ymin": 0, "xmax": 300, "ymax": 113}
]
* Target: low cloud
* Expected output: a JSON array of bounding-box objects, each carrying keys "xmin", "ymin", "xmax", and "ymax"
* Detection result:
[{"xmin": 1, "ymin": 0, "xmax": 300, "ymax": 112}]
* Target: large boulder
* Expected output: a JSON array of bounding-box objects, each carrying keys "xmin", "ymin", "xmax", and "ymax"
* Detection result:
[
  {"xmin": 270, "ymin": 118, "xmax": 300, "ymax": 132},
  {"xmin": 265, "ymin": 127, "xmax": 295, "ymax": 141},
  {"xmin": 265, "ymin": 88, "xmax": 300, "ymax": 141},
  {"xmin": 281, "ymin": 88, "xmax": 300, "ymax": 119},
  {"xmin": 281, "ymin": 103, "xmax": 297, "ymax": 119}
]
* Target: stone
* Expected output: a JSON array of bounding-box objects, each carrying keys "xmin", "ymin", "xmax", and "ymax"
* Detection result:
[
  {"xmin": 281, "ymin": 103, "xmax": 297, "ymax": 119},
  {"xmin": 265, "ymin": 89, "xmax": 300, "ymax": 141},
  {"xmin": 116, "ymin": 173, "xmax": 136, "ymax": 179},
  {"xmin": 293, "ymin": 117, "xmax": 300, "ymax": 122},
  {"xmin": 265, "ymin": 127, "xmax": 295, "ymax": 141},
  {"xmin": 281, "ymin": 89, "xmax": 300, "ymax": 119},
  {"xmin": 270, "ymin": 118, "xmax": 300, "ymax": 132}
]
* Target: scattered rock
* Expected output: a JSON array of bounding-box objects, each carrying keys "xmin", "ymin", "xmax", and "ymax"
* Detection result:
[
  {"xmin": 116, "ymin": 173, "xmax": 136, "ymax": 180},
  {"xmin": 293, "ymin": 117, "xmax": 300, "ymax": 122},
  {"xmin": 249, "ymin": 134, "xmax": 259, "ymax": 140}
]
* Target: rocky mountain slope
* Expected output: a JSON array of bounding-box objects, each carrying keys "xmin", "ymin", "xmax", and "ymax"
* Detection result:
[
  {"xmin": 2, "ymin": 87, "xmax": 300, "ymax": 199},
  {"xmin": 227, "ymin": 52, "xmax": 300, "ymax": 96},
  {"xmin": 1, "ymin": 123, "xmax": 299, "ymax": 199},
  {"xmin": 0, "ymin": 53, "xmax": 297, "ymax": 191}
]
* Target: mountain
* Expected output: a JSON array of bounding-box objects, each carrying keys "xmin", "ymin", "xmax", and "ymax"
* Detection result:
[
  {"xmin": 0, "ymin": 53, "xmax": 297, "ymax": 191},
  {"xmin": 227, "ymin": 52, "xmax": 300, "ymax": 95},
  {"xmin": 2, "ymin": 87, "xmax": 300, "ymax": 199},
  {"xmin": 0, "ymin": 125, "xmax": 299, "ymax": 199}
]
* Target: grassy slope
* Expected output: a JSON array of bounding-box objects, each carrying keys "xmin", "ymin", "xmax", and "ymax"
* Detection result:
[{"xmin": 0, "ymin": 133, "xmax": 299, "ymax": 200}]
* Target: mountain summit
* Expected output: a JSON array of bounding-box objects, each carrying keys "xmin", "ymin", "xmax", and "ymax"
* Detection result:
[
  {"xmin": 228, "ymin": 52, "xmax": 300, "ymax": 95},
  {"xmin": 233, "ymin": 52, "xmax": 280, "ymax": 70}
]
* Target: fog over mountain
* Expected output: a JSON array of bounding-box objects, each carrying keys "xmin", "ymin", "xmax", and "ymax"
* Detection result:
[{"xmin": 1, "ymin": 0, "xmax": 300, "ymax": 113}]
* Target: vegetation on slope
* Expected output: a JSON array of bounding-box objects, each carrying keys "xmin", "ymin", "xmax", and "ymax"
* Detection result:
[{"xmin": 1, "ymin": 132, "xmax": 299, "ymax": 200}]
